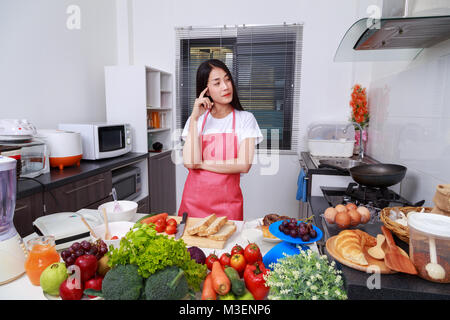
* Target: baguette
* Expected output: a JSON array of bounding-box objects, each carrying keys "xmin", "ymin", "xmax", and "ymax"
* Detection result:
[
  {"xmin": 198, "ymin": 216, "xmax": 228, "ymax": 236},
  {"xmin": 207, "ymin": 223, "xmax": 236, "ymax": 241},
  {"xmin": 186, "ymin": 214, "xmax": 217, "ymax": 235}
]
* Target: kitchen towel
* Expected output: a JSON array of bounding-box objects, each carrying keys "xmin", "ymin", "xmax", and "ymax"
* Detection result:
[{"xmin": 296, "ymin": 168, "xmax": 307, "ymax": 202}]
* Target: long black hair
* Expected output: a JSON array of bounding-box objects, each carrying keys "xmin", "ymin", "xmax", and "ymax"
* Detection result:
[{"xmin": 196, "ymin": 59, "xmax": 244, "ymax": 111}]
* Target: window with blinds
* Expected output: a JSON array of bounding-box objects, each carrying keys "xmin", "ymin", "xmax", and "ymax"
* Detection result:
[{"xmin": 175, "ymin": 24, "xmax": 303, "ymax": 152}]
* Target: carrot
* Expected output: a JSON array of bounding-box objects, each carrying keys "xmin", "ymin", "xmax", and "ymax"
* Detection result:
[
  {"xmin": 211, "ymin": 261, "xmax": 231, "ymax": 295},
  {"xmin": 201, "ymin": 273, "xmax": 216, "ymax": 300},
  {"xmin": 140, "ymin": 213, "xmax": 168, "ymax": 225}
]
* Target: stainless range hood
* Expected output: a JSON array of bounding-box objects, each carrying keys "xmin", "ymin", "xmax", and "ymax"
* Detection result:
[{"xmin": 334, "ymin": 5, "xmax": 450, "ymax": 62}]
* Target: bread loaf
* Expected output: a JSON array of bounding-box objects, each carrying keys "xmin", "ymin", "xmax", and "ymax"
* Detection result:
[
  {"xmin": 335, "ymin": 230, "xmax": 376, "ymax": 266},
  {"xmin": 433, "ymin": 184, "xmax": 450, "ymax": 212},
  {"xmin": 198, "ymin": 216, "xmax": 228, "ymax": 236},
  {"xmin": 207, "ymin": 223, "xmax": 236, "ymax": 241},
  {"xmin": 186, "ymin": 214, "xmax": 217, "ymax": 235}
]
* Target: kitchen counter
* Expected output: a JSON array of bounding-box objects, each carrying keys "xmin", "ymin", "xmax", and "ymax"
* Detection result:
[
  {"xmin": 309, "ymin": 196, "xmax": 450, "ymax": 300},
  {"xmin": 17, "ymin": 152, "xmax": 149, "ymax": 199},
  {"xmin": 0, "ymin": 212, "xmax": 318, "ymax": 300}
]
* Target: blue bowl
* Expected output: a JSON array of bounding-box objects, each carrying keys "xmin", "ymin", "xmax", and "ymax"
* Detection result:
[
  {"xmin": 268, "ymin": 220, "xmax": 323, "ymax": 245},
  {"xmin": 262, "ymin": 241, "xmax": 308, "ymax": 270}
]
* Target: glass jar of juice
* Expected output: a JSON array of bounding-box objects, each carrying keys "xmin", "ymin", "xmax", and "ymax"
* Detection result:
[{"xmin": 24, "ymin": 236, "xmax": 60, "ymax": 286}]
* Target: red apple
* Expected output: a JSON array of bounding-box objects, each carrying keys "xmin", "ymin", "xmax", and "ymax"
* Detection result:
[
  {"xmin": 59, "ymin": 278, "xmax": 83, "ymax": 300},
  {"xmin": 75, "ymin": 254, "xmax": 98, "ymax": 282},
  {"xmin": 84, "ymin": 276, "xmax": 103, "ymax": 298}
]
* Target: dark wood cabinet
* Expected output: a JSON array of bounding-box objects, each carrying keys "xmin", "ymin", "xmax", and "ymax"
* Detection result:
[
  {"xmin": 137, "ymin": 196, "xmax": 149, "ymax": 214},
  {"xmin": 13, "ymin": 193, "xmax": 44, "ymax": 237},
  {"xmin": 44, "ymin": 172, "xmax": 112, "ymax": 214},
  {"xmin": 149, "ymin": 152, "xmax": 176, "ymax": 214}
]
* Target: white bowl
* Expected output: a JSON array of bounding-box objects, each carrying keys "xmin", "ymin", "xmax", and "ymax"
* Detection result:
[
  {"xmin": 98, "ymin": 200, "xmax": 138, "ymax": 222},
  {"xmin": 90, "ymin": 221, "xmax": 136, "ymax": 249}
]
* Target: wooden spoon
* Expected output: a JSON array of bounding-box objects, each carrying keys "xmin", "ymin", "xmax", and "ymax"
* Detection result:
[
  {"xmin": 76, "ymin": 213, "xmax": 98, "ymax": 239},
  {"xmin": 101, "ymin": 207, "xmax": 111, "ymax": 240},
  {"xmin": 381, "ymin": 226, "xmax": 418, "ymax": 275},
  {"xmin": 368, "ymin": 234, "xmax": 385, "ymax": 260}
]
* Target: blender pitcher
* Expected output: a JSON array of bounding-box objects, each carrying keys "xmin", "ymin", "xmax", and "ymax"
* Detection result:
[{"xmin": 0, "ymin": 156, "xmax": 27, "ymax": 285}]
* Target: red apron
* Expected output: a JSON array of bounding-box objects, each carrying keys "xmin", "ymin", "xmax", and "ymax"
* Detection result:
[{"xmin": 178, "ymin": 109, "xmax": 243, "ymax": 220}]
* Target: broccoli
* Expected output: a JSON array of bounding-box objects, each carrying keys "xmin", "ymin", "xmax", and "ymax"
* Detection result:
[
  {"xmin": 102, "ymin": 264, "xmax": 144, "ymax": 300},
  {"xmin": 144, "ymin": 266, "xmax": 189, "ymax": 300}
]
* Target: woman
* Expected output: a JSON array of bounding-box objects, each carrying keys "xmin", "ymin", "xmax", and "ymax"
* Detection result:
[{"xmin": 179, "ymin": 59, "xmax": 263, "ymax": 221}]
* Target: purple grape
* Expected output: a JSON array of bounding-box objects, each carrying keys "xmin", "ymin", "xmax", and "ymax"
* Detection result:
[
  {"xmin": 99, "ymin": 246, "xmax": 108, "ymax": 255},
  {"xmin": 310, "ymin": 229, "xmax": 317, "ymax": 238},
  {"xmin": 302, "ymin": 234, "xmax": 310, "ymax": 242},
  {"xmin": 70, "ymin": 253, "xmax": 76, "ymax": 260},
  {"xmin": 66, "ymin": 256, "xmax": 75, "ymax": 265},
  {"xmin": 289, "ymin": 229, "xmax": 298, "ymax": 238},
  {"xmin": 282, "ymin": 220, "xmax": 289, "ymax": 227},
  {"xmin": 75, "ymin": 249, "xmax": 85, "ymax": 257},
  {"xmin": 88, "ymin": 246, "xmax": 98, "ymax": 255},
  {"xmin": 61, "ymin": 250, "xmax": 70, "ymax": 260},
  {"xmin": 288, "ymin": 222, "xmax": 296, "ymax": 230},
  {"xmin": 279, "ymin": 224, "xmax": 285, "ymax": 232},
  {"xmin": 81, "ymin": 241, "xmax": 91, "ymax": 251},
  {"xmin": 71, "ymin": 242, "xmax": 81, "ymax": 251}
]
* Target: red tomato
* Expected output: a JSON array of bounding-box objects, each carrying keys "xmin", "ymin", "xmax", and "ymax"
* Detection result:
[
  {"xmin": 244, "ymin": 243, "xmax": 262, "ymax": 264},
  {"xmin": 219, "ymin": 253, "xmax": 231, "ymax": 267},
  {"xmin": 166, "ymin": 218, "xmax": 177, "ymax": 227},
  {"xmin": 230, "ymin": 253, "xmax": 246, "ymax": 276},
  {"xmin": 205, "ymin": 253, "xmax": 219, "ymax": 271},
  {"xmin": 165, "ymin": 224, "xmax": 177, "ymax": 235},
  {"xmin": 154, "ymin": 218, "xmax": 166, "ymax": 233},
  {"xmin": 111, "ymin": 236, "xmax": 119, "ymax": 240},
  {"xmin": 231, "ymin": 244, "xmax": 244, "ymax": 256}
]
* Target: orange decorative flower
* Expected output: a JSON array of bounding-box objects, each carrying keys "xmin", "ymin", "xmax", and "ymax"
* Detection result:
[{"xmin": 349, "ymin": 84, "xmax": 369, "ymax": 129}]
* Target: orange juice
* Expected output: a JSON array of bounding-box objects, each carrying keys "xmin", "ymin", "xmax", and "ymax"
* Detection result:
[{"xmin": 24, "ymin": 236, "xmax": 60, "ymax": 286}]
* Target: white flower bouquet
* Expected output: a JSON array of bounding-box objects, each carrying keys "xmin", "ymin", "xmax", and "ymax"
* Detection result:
[{"xmin": 263, "ymin": 249, "xmax": 347, "ymax": 300}]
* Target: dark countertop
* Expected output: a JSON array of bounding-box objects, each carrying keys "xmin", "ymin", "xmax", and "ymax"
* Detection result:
[
  {"xmin": 17, "ymin": 152, "xmax": 149, "ymax": 199},
  {"xmin": 309, "ymin": 196, "xmax": 450, "ymax": 300}
]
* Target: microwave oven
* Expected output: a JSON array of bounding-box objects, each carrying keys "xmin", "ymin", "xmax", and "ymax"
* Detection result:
[
  {"xmin": 58, "ymin": 123, "xmax": 132, "ymax": 160},
  {"xmin": 112, "ymin": 165, "xmax": 141, "ymax": 200}
]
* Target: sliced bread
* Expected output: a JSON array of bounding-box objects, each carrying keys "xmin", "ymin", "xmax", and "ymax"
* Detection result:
[
  {"xmin": 185, "ymin": 214, "xmax": 217, "ymax": 235},
  {"xmin": 198, "ymin": 216, "xmax": 228, "ymax": 236},
  {"xmin": 207, "ymin": 223, "xmax": 236, "ymax": 241}
]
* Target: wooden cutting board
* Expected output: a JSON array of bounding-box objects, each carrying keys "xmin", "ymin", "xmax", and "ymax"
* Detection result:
[
  {"xmin": 158, "ymin": 216, "xmax": 236, "ymax": 249},
  {"xmin": 326, "ymin": 235, "xmax": 410, "ymax": 274}
]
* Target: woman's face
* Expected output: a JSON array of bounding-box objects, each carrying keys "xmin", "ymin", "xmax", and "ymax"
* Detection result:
[{"xmin": 207, "ymin": 67, "xmax": 233, "ymax": 105}]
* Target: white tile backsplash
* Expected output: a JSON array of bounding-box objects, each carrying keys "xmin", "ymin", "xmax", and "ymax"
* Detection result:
[{"xmin": 367, "ymin": 51, "xmax": 450, "ymax": 207}]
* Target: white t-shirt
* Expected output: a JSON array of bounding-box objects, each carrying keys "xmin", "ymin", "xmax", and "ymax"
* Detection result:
[{"xmin": 181, "ymin": 109, "xmax": 264, "ymax": 146}]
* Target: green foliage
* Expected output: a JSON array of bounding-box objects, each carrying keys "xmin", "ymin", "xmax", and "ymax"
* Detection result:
[{"xmin": 107, "ymin": 222, "xmax": 207, "ymax": 291}]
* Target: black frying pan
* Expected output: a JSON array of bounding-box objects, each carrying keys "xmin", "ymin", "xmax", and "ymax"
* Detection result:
[{"xmin": 319, "ymin": 163, "xmax": 407, "ymax": 188}]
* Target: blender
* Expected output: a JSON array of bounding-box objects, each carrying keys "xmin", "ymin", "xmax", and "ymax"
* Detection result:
[{"xmin": 0, "ymin": 156, "xmax": 27, "ymax": 285}]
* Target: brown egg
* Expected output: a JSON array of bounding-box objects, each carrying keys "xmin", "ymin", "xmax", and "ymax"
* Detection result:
[
  {"xmin": 348, "ymin": 209, "xmax": 361, "ymax": 226},
  {"xmin": 346, "ymin": 203, "xmax": 357, "ymax": 211},
  {"xmin": 335, "ymin": 211, "xmax": 351, "ymax": 229},
  {"xmin": 335, "ymin": 204, "xmax": 347, "ymax": 214},
  {"xmin": 324, "ymin": 207, "xmax": 338, "ymax": 224},
  {"xmin": 357, "ymin": 206, "xmax": 371, "ymax": 224}
]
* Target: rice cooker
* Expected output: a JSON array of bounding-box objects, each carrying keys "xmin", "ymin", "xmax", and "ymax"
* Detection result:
[{"xmin": 36, "ymin": 129, "xmax": 83, "ymax": 170}]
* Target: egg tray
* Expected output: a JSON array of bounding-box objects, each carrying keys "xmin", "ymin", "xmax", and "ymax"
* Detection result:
[{"xmin": 379, "ymin": 206, "xmax": 433, "ymax": 243}]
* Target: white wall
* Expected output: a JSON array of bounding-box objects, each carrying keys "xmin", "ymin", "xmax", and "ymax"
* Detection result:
[
  {"xmin": 364, "ymin": 1, "xmax": 450, "ymax": 207},
  {"xmin": 130, "ymin": 0, "xmax": 362, "ymax": 219},
  {"xmin": 0, "ymin": 0, "xmax": 117, "ymax": 129}
]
